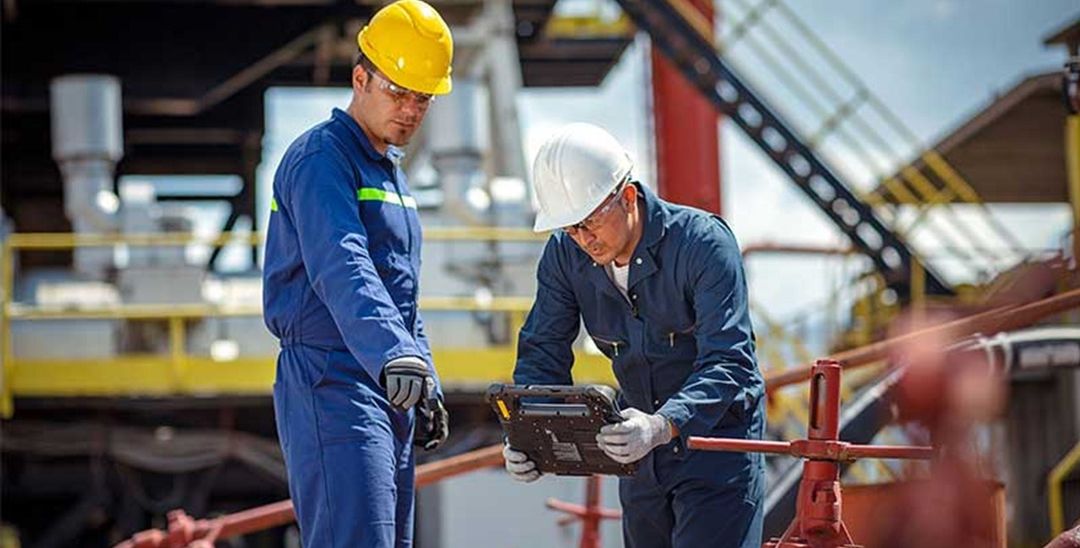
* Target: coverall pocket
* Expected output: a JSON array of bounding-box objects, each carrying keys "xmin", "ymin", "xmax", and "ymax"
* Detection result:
[
  {"xmin": 589, "ymin": 334, "xmax": 625, "ymax": 359},
  {"xmin": 644, "ymin": 324, "xmax": 696, "ymax": 362},
  {"xmin": 312, "ymin": 353, "xmax": 388, "ymax": 444},
  {"xmin": 312, "ymin": 348, "xmax": 372, "ymax": 389}
]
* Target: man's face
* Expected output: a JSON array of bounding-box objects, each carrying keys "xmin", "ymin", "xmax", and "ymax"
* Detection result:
[
  {"xmin": 564, "ymin": 184, "xmax": 636, "ymax": 265},
  {"xmin": 354, "ymin": 65, "xmax": 433, "ymax": 147}
]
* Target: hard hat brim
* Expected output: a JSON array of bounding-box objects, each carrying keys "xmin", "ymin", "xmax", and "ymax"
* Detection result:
[{"xmin": 531, "ymin": 170, "xmax": 629, "ymax": 233}]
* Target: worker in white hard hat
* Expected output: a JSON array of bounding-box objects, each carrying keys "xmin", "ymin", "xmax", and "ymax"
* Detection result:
[
  {"xmin": 263, "ymin": 1, "xmax": 451, "ymax": 546},
  {"xmin": 506, "ymin": 123, "xmax": 766, "ymax": 547}
]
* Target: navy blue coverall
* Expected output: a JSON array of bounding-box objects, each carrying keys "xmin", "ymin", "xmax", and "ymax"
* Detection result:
[
  {"xmin": 514, "ymin": 182, "xmax": 766, "ymax": 548},
  {"xmin": 263, "ymin": 108, "xmax": 440, "ymax": 547}
]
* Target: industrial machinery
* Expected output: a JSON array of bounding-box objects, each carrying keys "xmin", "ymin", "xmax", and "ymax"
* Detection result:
[{"xmin": 3, "ymin": 0, "xmax": 1080, "ymax": 546}]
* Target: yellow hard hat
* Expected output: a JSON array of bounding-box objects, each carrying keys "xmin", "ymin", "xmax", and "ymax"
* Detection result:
[{"xmin": 357, "ymin": 0, "xmax": 453, "ymax": 95}]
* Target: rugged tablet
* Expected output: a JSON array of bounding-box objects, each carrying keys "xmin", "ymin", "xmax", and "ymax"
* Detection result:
[{"xmin": 487, "ymin": 384, "xmax": 638, "ymax": 476}]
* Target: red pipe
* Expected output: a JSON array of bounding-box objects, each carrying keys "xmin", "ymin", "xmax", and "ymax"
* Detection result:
[
  {"xmin": 693, "ymin": 360, "xmax": 933, "ymax": 547},
  {"xmin": 766, "ymin": 287, "xmax": 1080, "ymax": 391},
  {"xmin": 546, "ymin": 475, "xmax": 622, "ymax": 548},
  {"xmin": 116, "ymin": 443, "xmax": 506, "ymax": 548},
  {"xmin": 687, "ymin": 438, "xmax": 793, "ymax": 454}
]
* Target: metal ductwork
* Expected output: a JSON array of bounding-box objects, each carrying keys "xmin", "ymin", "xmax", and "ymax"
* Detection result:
[{"xmin": 50, "ymin": 74, "xmax": 123, "ymax": 277}]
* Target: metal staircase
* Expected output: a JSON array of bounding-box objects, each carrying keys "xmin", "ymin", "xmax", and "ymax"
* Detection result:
[
  {"xmin": 614, "ymin": 0, "xmax": 1028, "ymax": 298},
  {"xmin": 611, "ymin": 0, "xmax": 952, "ymax": 298},
  {"xmin": 717, "ymin": 0, "xmax": 1027, "ymax": 284}
]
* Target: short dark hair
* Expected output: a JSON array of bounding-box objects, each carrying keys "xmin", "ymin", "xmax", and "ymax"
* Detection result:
[
  {"xmin": 354, "ymin": 51, "xmax": 378, "ymax": 90},
  {"xmin": 354, "ymin": 51, "xmax": 376, "ymax": 72}
]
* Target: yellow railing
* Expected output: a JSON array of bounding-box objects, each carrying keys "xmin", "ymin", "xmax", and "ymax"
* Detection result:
[
  {"xmin": 1048, "ymin": 438, "xmax": 1080, "ymax": 537},
  {"xmin": 0, "ymin": 230, "xmax": 613, "ymax": 417}
]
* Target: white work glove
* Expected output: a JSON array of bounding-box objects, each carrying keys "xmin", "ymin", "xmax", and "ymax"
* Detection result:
[
  {"xmin": 503, "ymin": 442, "xmax": 542, "ymax": 483},
  {"xmin": 596, "ymin": 408, "xmax": 674, "ymax": 464},
  {"xmin": 382, "ymin": 357, "xmax": 433, "ymax": 410}
]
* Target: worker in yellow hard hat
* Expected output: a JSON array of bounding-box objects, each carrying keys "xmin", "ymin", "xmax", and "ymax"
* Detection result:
[{"xmin": 262, "ymin": 1, "xmax": 452, "ymax": 546}]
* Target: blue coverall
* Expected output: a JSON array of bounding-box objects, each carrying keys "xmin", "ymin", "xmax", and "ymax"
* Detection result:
[
  {"xmin": 263, "ymin": 108, "xmax": 441, "ymax": 547},
  {"xmin": 514, "ymin": 182, "xmax": 766, "ymax": 548}
]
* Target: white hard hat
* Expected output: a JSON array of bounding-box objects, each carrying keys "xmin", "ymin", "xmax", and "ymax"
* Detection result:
[{"xmin": 531, "ymin": 123, "xmax": 633, "ymax": 232}]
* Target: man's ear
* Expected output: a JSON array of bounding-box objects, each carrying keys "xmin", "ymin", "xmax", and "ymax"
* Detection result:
[{"xmin": 352, "ymin": 64, "xmax": 368, "ymax": 92}]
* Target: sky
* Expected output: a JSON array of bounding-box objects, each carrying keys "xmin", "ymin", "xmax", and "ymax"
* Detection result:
[{"xmin": 237, "ymin": 0, "xmax": 1078, "ymax": 353}]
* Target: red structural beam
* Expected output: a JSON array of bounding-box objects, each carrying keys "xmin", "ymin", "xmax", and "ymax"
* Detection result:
[
  {"xmin": 651, "ymin": 0, "xmax": 721, "ymax": 213},
  {"xmin": 765, "ymin": 287, "xmax": 1080, "ymax": 391}
]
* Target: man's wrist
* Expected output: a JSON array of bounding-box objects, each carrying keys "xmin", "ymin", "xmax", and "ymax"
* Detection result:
[{"xmin": 654, "ymin": 410, "xmax": 678, "ymax": 442}]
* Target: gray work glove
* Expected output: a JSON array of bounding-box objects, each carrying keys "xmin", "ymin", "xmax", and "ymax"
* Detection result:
[
  {"xmin": 503, "ymin": 442, "xmax": 542, "ymax": 483},
  {"xmin": 382, "ymin": 357, "xmax": 432, "ymax": 410},
  {"xmin": 414, "ymin": 385, "xmax": 449, "ymax": 451},
  {"xmin": 596, "ymin": 407, "xmax": 674, "ymax": 464}
]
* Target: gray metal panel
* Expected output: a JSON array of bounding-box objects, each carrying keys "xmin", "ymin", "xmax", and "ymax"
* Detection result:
[{"xmin": 1006, "ymin": 369, "xmax": 1080, "ymax": 544}]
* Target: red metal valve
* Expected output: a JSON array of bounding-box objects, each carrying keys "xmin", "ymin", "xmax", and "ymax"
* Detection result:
[{"xmin": 689, "ymin": 359, "xmax": 934, "ymax": 548}]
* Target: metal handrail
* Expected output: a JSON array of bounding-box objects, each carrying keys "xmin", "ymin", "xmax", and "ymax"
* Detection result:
[
  {"xmin": 1049, "ymin": 439, "xmax": 1080, "ymax": 537},
  {"xmin": 0, "ymin": 230, "xmax": 549, "ymax": 417},
  {"xmin": 717, "ymin": 0, "xmax": 1026, "ymax": 274},
  {"xmin": 4, "ymin": 227, "xmax": 546, "ymax": 249}
]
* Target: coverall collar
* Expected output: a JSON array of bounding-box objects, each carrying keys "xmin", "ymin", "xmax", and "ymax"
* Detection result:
[
  {"xmin": 625, "ymin": 182, "xmax": 667, "ymax": 288},
  {"xmin": 331, "ymin": 108, "xmax": 404, "ymax": 164},
  {"xmin": 635, "ymin": 182, "xmax": 668, "ymax": 250}
]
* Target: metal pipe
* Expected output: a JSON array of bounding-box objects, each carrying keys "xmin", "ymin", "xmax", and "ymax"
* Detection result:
[
  {"xmin": 115, "ymin": 443, "xmax": 507, "ymax": 547},
  {"xmin": 741, "ymin": 242, "xmax": 855, "ymax": 258},
  {"xmin": 51, "ymin": 75, "xmax": 123, "ymax": 277},
  {"xmin": 844, "ymin": 443, "xmax": 935, "ymax": 460},
  {"xmin": 765, "ymin": 287, "xmax": 1080, "ymax": 390},
  {"xmin": 415, "ymin": 443, "xmax": 505, "ymax": 488},
  {"xmin": 4, "ymin": 227, "xmax": 545, "ymax": 250},
  {"xmin": 1067, "ymin": 114, "xmax": 1080, "ymax": 268},
  {"xmin": 688, "ymin": 438, "xmax": 792, "ymax": 454},
  {"xmin": 7, "ymin": 296, "xmax": 537, "ymax": 321}
]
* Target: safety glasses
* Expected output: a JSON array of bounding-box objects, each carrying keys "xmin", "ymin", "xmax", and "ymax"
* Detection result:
[
  {"xmin": 564, "ymin": 181, "xmax": 628, "ymax": 237},
  {"xmin": 370, "ymin": 69, "xmax": 435, "ymax": 107}
]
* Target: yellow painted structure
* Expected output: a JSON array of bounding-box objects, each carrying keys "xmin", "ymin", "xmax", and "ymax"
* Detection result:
[{"xmin": 0, "ymin": 230, "xmax": 616, "ymax": 417}]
